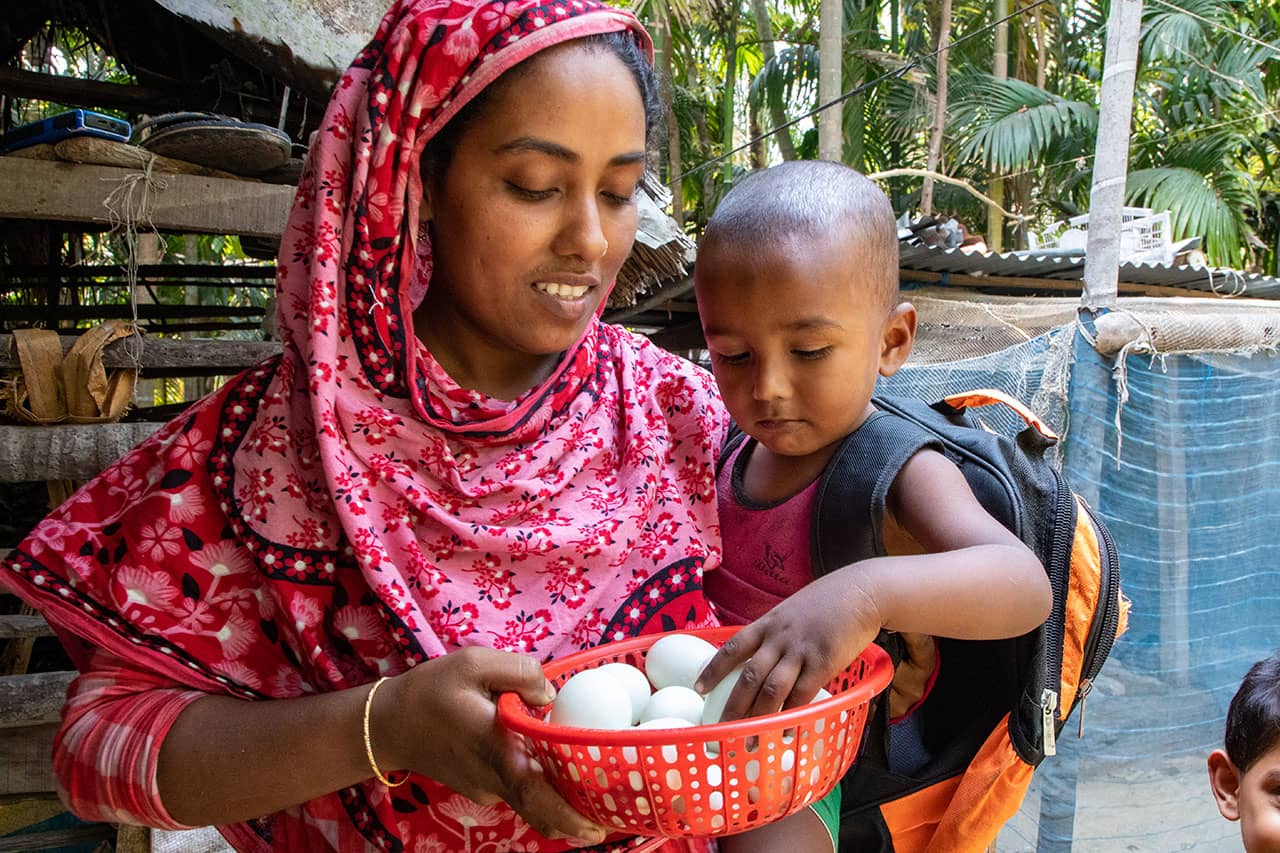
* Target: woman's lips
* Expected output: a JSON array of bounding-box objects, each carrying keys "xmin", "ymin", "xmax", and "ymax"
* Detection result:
[{"xmin": 530, "ymin": 280, "xmax": 597, "ymax": 321}]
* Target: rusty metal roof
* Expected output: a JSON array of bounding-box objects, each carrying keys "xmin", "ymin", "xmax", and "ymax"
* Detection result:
[{"xmin": 898, "ymin": 245, "xmax": 1280, "ymax": 299}]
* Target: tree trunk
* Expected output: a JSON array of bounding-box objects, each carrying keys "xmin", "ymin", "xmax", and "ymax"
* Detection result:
[
  {"xmin": 749, "ymin": 0, "xmax": 796, "ymax": 160},
  {"xmin": 682, "ymin": 45, "xmax": 718, "ymax": 208},
  {"xmin": 749, "ymin": 109, "xmax": 766, "ymax": 169},
  {"xmin": 720, "ymin": 9, "xmax": 739, "ymax": 187},
  {"xmin": 1082, "ymin": 0, "xmax": 1144, "ymax": 309},
  {"xmin": 818, "ymin": 0, "xmax": 842, "ymax": 161},
  {"xmin": 655, "ymin": 1, "xmax": 684, "ymax": 225},
  {"xmin": 988, "ymin": 0, "xmax": 1009, "ymax": 251},
  {"xmin": 920, "ymin": 0, "xmax": 952, "ymax": 217},
  {"xmin": 1035, "ymin": 12, "xmax": 1048, "ymax": 91}
]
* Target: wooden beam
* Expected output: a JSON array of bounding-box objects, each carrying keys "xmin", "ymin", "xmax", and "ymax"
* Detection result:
[
  {"xmin": 0, "ymin": 824, "xmax": 116, "ymax": 852},
  {"xmin": 0, "ymin": 671, "xmax": 76, "ymax": 729},
  {"xmin": 0, "ymin": 724, "xmax": 57, "ymax": 796},
  {"xmin": 0, "ymin": 617, "xmax": 52, "ymax": 642},
  {"xmin": 0, "ymin": 335, "xmax": 280, "ymax": 372},
  {"xmin": 0, "ymin": 304, "xmax": 265, "ymax": 323},
  {"xmin": 603, "ymin": 278, "xmax": 693, "ymax": 324},
  {"xmin": 0, "ymin": 423, "xmax": 164, "ymax": 482},
  {"xmin": 4, "ymin": 263, "xmax": 276, "ymax": 280},
  {"xmin": 899, "ymin": 268, "xmax": 1197, "ymax": 299},
  {"xmin": 0, "ymin": 68, "xmax": 181, "ymax": 113},
  {"xmin": 0, "ymin": 158, "xmax": 293, "ymax": 239}
]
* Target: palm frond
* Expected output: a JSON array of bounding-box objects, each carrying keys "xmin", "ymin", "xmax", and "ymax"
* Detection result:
[
  {"xmin": 953, "ymin": 74, "xmax": 1097, "ymax": 173},
  {"xmin": 1127, "ymin": 165, "xmax": 1258, "ymax": 265}
]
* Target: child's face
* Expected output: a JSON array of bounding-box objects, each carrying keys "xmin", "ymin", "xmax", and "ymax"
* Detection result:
[
  {"xmin": 695, "ymin": 232, "xmax": 913, "ymax": 460},
  {"xmin": 1209, "ymin": 743, "xmax": 1280, "ymax": 852}
]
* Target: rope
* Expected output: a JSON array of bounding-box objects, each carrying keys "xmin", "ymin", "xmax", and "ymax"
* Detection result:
[{"xmin": 100, "ymin": 151, "xmax": 165, "ymax": 371}]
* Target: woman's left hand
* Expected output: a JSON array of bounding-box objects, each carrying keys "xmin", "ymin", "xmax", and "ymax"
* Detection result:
[{"xmin": 694, "ymin": 569, "xmax": 881, "ymax": 721}]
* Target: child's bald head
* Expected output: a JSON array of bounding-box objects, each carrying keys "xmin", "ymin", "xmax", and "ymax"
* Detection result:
[{"xmin": 700, "ymin": 161, "xmax": 899, "ymax": 312}]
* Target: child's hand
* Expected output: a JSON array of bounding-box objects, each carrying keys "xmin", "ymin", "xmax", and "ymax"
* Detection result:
[{"xmin": 695, "ymin": 570, "xmax": 882, "ymax": 721}]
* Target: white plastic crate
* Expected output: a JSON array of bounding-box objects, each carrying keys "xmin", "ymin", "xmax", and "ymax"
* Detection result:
[{"xmin": 1029, "ymin": 207, "xmax": 1173, "ymax": 265}]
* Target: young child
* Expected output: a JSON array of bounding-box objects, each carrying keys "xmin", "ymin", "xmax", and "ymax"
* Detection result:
[
  {"xmin": 1208, "ymin": 650, "xmax": 1280, "ymax": 852},
  {"xmin": 691, "ymin": 160, "xmax": 1053, "ymax": 852}
]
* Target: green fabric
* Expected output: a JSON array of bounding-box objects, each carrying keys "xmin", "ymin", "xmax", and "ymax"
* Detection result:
[{"xmin": 810, "ymin": 782, "xmax": 842, "ymax": 852}]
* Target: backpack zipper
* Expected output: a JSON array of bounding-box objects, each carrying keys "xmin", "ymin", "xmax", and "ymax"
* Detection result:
[
  {"xmin": 1040, "ymin": 469, "xmax": 1075, "ymax": 756},
  {"xmin": 1071, "ymin": 500, "xmax": 1122, "ymax": 738}
]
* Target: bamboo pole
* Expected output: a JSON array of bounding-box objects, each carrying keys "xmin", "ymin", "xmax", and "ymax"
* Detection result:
[
  {"xmin": 817, "ymin": 0, "xmax": 842, "ymax": 162},
  {"xmin": 1082, "ymin": 0, "xmax": 1144, "ymax": 308}
]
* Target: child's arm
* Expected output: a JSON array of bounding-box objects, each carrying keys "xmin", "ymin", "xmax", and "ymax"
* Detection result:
[{"xmin": 695, "ymin": 448, "xmax": 1052, "ymax": 722}]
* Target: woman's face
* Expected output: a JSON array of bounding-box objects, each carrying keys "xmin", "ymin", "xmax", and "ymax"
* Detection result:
[{"xmin": 417, "ymin": 41, "xmax": 647, "ymax": 390}]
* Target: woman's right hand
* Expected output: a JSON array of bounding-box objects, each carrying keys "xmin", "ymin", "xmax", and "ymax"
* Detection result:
[{"xmin": 373, "ymin": 646, "xmax": 609, "ymax": 847}]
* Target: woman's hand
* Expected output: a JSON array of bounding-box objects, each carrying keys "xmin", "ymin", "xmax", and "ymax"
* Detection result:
[
  {"xmin": 695, "ymin": 570, "xmax": 882, "ymax": 722},
  {"xmin": 374, "ymin": 647, "xmax": 609, "ymax": 846}
]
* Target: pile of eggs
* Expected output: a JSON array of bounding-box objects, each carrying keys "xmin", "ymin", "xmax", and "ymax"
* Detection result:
[{"xmin": 549, "ymin": 633, "xmax": 830, "ymax": 731}]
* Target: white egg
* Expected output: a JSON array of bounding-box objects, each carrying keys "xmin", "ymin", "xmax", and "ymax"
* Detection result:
[
  {"xmin": 597, "ymin": 662, "xmax": 652, "ymax": 724},
  {"xmin": 700, "ymin": 665, "xmax": 745, "ymax": 725},
  {"xmin": 636, "ymin": 717, "xmax": 696, "ymax": 730},
  {"xmin": 639, "ymin": 686, "xmax": 705, "ymax": 726},
  {"xmin": 811, "ymin": 688, "xmax": 833, "ymax": 703},
  {"xmin": 644, "ymin": 634, "xmax": 718, "ymax": 690},
  {"xmin": 549, "ymin": 669, "xmax": 633, "ymax": 730}
]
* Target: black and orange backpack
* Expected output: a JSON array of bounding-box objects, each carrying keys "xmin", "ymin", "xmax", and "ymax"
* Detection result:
[{"xmin": 722, "ymin": 389, "xmax": 1128, "ymax": 852}]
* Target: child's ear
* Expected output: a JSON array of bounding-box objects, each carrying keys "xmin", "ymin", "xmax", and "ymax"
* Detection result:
[
  {"xmin": 878, "ymin": 302, "xmax": 917, "ymax": 378},
  {"xmin": 1208, "ymin": 749, "xmax": 1242, "ymax": 821}
]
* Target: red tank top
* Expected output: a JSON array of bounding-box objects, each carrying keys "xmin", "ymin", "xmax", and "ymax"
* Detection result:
[{"xmin": 705, "ymin": 438, "xmax": 819, "ymax": 625}]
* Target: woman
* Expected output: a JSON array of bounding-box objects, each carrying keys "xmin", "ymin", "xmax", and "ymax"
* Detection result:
[{"xmin": 0, "ymin": 1, "xmax": 726, "ymax": 850}]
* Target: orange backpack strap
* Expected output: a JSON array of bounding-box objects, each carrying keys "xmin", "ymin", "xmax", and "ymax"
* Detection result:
[{"xmin": 941, "ymin": 389, "xmax": 1059, "ymax": 441}]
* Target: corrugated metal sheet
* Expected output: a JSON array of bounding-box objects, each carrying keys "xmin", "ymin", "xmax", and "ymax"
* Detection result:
[{"xmin": 898, "ymin": 245, "xmax": 1280, "ymax": 299}]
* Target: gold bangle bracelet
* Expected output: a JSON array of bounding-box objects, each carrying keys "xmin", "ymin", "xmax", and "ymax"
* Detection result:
[{"xmin": 363, "ymin": 677, "xmax": 408, "ymax": 786}]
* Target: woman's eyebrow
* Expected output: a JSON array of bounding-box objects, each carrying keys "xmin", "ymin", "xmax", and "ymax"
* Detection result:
[{"xmin": 496, "ymin": 136, "xmax": 646, "ymax": 167}]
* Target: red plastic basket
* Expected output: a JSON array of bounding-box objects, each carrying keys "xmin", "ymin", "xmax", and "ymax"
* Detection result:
[{"xmin": 498, "ymin": 626, "xmax": 893, "ymax": 838}]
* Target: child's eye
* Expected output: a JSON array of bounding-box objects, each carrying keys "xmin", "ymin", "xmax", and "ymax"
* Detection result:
[
  {"xmin": 507, "ymin": 182, "xmax": 556, "ymax": 200},
  {"xmin": 714, "ymin": 352, "xmax": 750, "ymax": 366},
  {"xmin": 793, "ymin": 347, "xmax": 833, "ymax": 360}
]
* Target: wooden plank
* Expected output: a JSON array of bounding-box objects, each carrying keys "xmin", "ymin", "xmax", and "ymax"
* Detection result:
[
  {"xmin": 0, "ymin": 724, "xmax": 57, "ymax": 796},
  {"xmin": 4, "ymin": 263, "xmax": 276, "ymax": 280},
  {"xmin": 0, "ymin": 672, "xmax": 76, "ymax": 729},
  {"xmin": 0, "ymin": 67, "xmax": 180, "ymax": 113},
  {"xmin": 0, "ymin": 305, "xmax": 265, "ymax": 323},
  {"xmin": 898, "ymin": 268, "xmax": 1199, "ymax": 299},
  {"xmin": 115, "ymin": 824, "xmax": 153, "ymax": 853},
  {"xmin": 0, "ymin": 335, "xmax": 280, "ymax": 372},
  {"xmin": 0, "ymin": 824, "xmax": 115, "ymax": 852},
  {"xmin": 0, "ymin": 423, "xmax": 163, "ymax": 482},
  {"xmin": 0, "ymin": 158, "xmax": 293, "ymax": 239},
  {"xmin": 0, "ymin": 618, "xmax": 52, "ymax": 642}
]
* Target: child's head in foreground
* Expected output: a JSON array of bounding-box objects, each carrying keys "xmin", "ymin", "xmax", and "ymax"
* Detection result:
[
  {"xmin": 694, "ymin": 160, "xmax": 915, "ymax": 462},
  {"xmin": 1208, "ymin": 650, "xmax": 1280, "ymax": 852}
]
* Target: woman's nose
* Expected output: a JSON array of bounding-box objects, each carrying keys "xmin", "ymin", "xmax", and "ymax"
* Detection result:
[{"xmin": 553, "ymin": 195, "xmax": 609, "ymax": 262}]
